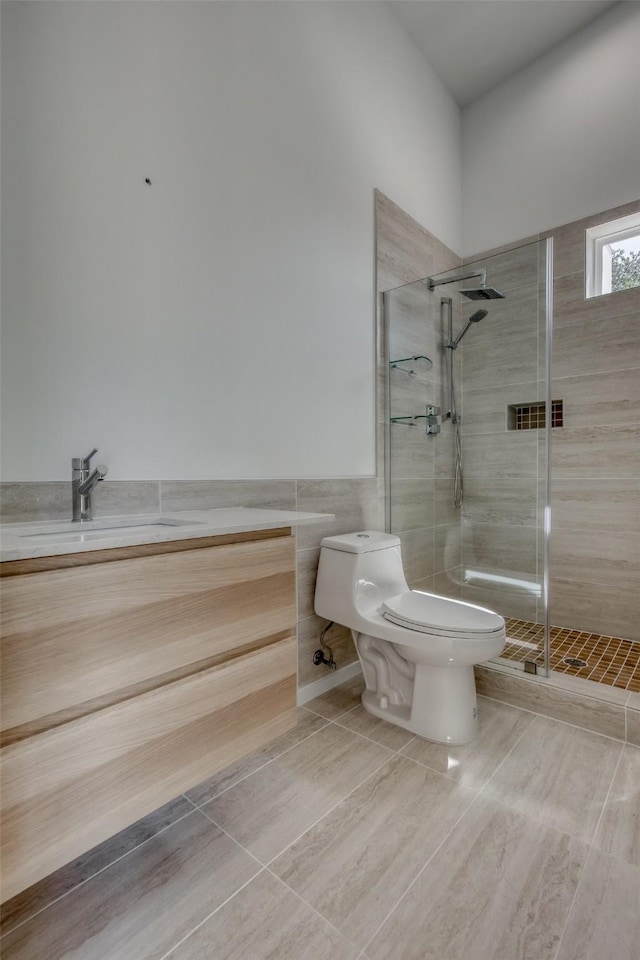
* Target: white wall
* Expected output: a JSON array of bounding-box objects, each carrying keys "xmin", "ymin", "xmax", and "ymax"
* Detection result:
[
  {"xmin": 462, "ymin": 2, "xmax": 640, "ymax": 257},
  {"xmin": 1, "ymin": 1, "xmax": 462, "ymax": 481}
]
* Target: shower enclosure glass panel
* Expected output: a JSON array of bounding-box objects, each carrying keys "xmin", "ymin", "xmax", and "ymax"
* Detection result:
[{"xmin": 384, "ymin": 238, "xmax": 552, "ymax": 675}]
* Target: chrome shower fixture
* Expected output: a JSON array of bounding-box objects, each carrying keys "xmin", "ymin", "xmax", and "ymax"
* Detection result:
[
  {"xmin": 459, "ymin": 286, "xmax": 504, "ymax": 300},
  {"xmin": 446, "ymin": 307, "xmax": 488, "ymax": 350},
  {"xmin": 427, "ymin": 267, "xmax": 505, "ymax": 300}
]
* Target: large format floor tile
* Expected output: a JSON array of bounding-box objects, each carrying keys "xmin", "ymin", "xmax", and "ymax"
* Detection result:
[
  {"xmin": 0, "ymin": 811, "xmax": 260, "ymax": 960},
  {"xmin": 0, "ymin": 794, "xmax": 195, "ymax": 936},
  {"xmin": 2, "ymin": 674, "xmax": 632, "ymax": 960},
  {"xmin": 165, "ymin": 870, "xmax": 359, "ymax": 960},
  {"xmin": 365, "ymin": 796, "xmax": 588, "ymax": 960},
  {"xmin": 202, "ymin": 723, "xmax": 392, "ymax": 863},
  {"xmin": 334, "ymin": 703, "xmax": 417, "ymax": 750},
  {"xmin": 271, "ymin": 754, "xmax": 476, "ymax": 948},
  {"xmin": 400, "ymin": 696, "xmax": 535, "ymax": 790},
  {"xmin": 592, "ymin": 743, "xmax": 640, "ymax": 867},
  {"xmin": 554, "ymin": 848, "xmax": 640, "ymax": 960},
  {"xmin": 303, "ymin": 676, "xmax": 365, "ymax": 720},
  {"xmin": 185, "ymin": 708, "xmax": 328, "ymax": 806},
  {"xmin": 483, "ymin": 715, "xmax": 622, "ymax": 841}
]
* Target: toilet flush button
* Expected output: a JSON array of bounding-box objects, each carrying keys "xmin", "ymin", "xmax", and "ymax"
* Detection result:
[{"xmin": 357, "ymin": 534, "xmax": 370, "ymax": 538}]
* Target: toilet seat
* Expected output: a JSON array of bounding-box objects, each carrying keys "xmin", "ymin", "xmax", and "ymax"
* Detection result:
[{"xmin": 381, "ymin": 591, "xmax": 505, "ymax": 640}]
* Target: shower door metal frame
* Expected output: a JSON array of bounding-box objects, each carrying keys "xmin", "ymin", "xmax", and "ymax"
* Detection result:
[{"xmin": 541, "ymin": 236, "xmax": 554, "ymax": 679}]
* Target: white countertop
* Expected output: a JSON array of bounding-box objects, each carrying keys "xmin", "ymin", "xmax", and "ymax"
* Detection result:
[{"xmin": 0, "ymin": 508, "xmax": 334, "ymax": 562}]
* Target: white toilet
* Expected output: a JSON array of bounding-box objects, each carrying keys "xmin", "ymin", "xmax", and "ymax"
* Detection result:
[{"xmin": 314, "ymin": 531, "xmax": 506, "ymax": 744}]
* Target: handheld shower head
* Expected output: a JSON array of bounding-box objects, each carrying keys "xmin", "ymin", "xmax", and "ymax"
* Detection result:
[{"xmin": 449, "ymin": 307, "xmax": 488, "ymax": 348}]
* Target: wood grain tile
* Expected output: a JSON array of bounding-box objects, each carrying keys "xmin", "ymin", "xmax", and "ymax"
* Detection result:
[
  {"xmin": 553, "ymin": 270, "xmax": 639, "ymax": 328},
  {"xmin": 0, "ymin": 795, "xmax": 195, "ymax": 936},
  {"xmin": 551, "ymin": 479, "xmax": 640, "ymax": 534},
  {"xmin": 304, "ymin": 676, "xmax": 365, "ymax": 720},
  {"xmin": 0, "ymin": 482, "xmax": 160, "ymax": 523},
  {"xmin": 159, "ymin": 480, "xmax": 295, "ymax": 513},
  {"xmin": 462, "ymin": 521, "xmax": 538, "ymax": 576},
  {"xmin": 400, "ymin": 696, "xmax": 534, "ymax": 790},
  {"xmin": 271, "ymin": 755, "xmax": 475, "ymax": 948},
  {"xmin": 334, "ymin": 705, "xmax": 416, "ymax": 751},
  {"xmin": 552, "ymin": 367, "xmax": 640, "ymax": 427},
  {"xmin": 388, "ymin": 479, "xmax": 434, "ymax": 532},
  {"xmin": 592, "ymin": 744, "xmax": 640, "ymax": 867},
  {"xmin": 461, "ymin": 430, "xmax": 538, "ymax": 479},
  {"xmin": 295, "ymin": 479, "xmax": 380, "ymax": 551},
  {"xmin": 375, "ymin": 191, "xmax": 459, "ymax": 294},
  {"xmin": 0, "ymin": 811, "xmax": 260, "ymax": 960},
  {"xmin": 185, "ymin": 709, "xmax": 329, "ymax": 807},
  {"xmin": 461, "ymin": 288, "xmax": 539, "ymax": 391},
  {"xmin": 483, "ymin": 715, "xmax": 622, "ymax": 842},
  {"xmin": 166, "ymin": 869, "xmax": 359, "ymax": 960},
  {"xmin": 460, "ymin": 380, "xmax": 539, "ymax": 436},
  {"xmin": 201, "ymin": 724, "xmax": 392, "ymax": 864},
  {"xmin": 474, "ymin": 665, "xmax": 627, "ymax": 740},
  {"xmin": 461, "ymin": 478, "xmax": 538, "ymax": 526},
  {"xmin": 366, "ymin": 796, "xmax": 587, "ymax": 960},
  {"xmin": 398, "ymin": 526, "xmax": 435, "ymax": 582},
  {"xmin": 628, "ymin": 707, "xmax": 640, "ymax": 747},
  {"xmin": 555, "ymin": 848, "xmax": 640, "ymax": 960},
  {"xmin": 551, "ymin": 528, "xmax": 640, "ymax": 590},
  {"xmin": 552, "ymin": 314, "xmax": 640, "ymax": 380},
  {"xmin": 550, "ymin": 577, "xmax": 640, "ymax": 644},
  {"xmin": 433, "ymin": 521, "xmax": 462, "ymax": 574}
]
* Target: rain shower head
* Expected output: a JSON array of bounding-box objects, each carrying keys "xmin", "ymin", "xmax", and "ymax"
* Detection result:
[
  {"xmin": 459, "ymin": 286, "xmax": 505, "ymax": 300},
  {"xmin": 427, "ymin": 268, "xmax": 505, "ymax": 301}
]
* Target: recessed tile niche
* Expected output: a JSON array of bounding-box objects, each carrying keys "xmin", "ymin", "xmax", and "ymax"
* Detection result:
[{"xmin": 507, "ymin": 400, "xmax": 563, "ymax": 431}]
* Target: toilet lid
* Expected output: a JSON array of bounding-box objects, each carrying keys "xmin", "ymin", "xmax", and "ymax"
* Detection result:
[{"xmin": 381, "ymin": 591, "xmax": 505, "ymax": 637}]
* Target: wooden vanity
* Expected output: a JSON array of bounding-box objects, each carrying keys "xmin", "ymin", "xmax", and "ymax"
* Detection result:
[{"xmin": 0, "ymin": 524, "xmax": 298, "ymax": 902}]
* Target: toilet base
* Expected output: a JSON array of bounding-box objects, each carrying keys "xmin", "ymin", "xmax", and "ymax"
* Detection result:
[{"xmin": 361, "ymin": 663, "xmax": 480, "ymax": 745}]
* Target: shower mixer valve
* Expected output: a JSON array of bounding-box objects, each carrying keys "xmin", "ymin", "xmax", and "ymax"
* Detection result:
[{"xmin": 425, "ymin": 405, "xmax": 441, "ymax": 435}]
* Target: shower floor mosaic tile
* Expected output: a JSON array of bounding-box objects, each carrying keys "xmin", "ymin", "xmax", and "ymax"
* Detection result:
[{"xmin": 502, "ymin": 618, "xmax": 640, "ymax": 693}]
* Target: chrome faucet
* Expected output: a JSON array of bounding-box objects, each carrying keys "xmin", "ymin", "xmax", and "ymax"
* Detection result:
[{"xmin": 72, "ymin": 448, "xmax": 108, "ymax": 521}]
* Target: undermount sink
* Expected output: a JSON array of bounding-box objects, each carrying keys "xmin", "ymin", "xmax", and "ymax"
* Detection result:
[{"xmin": 20, "ymin": 518, "xmax": 201, "ymax": 542}]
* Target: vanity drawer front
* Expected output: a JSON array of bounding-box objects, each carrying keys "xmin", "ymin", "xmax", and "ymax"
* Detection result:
[
  {"xmin": 0, "ymin": 636, "xmax": 296, "ymax": 902},
  {"xmin": 1, "ymin": 534, "xmax": 295, "ymax": 736}
]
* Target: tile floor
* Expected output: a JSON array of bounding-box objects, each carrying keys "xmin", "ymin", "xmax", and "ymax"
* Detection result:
[
  {"xmin": 1, "ymin": 677, "xmax": 638, "ymax": 960},
  {"xmin": 502, "ymin": 618, "xmax": 640, "ymax": 692}
]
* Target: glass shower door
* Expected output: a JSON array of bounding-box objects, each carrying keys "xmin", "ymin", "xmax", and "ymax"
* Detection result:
[{"xmin": 384, "ymin": 238, "xmax": 552, "ymax": 676}]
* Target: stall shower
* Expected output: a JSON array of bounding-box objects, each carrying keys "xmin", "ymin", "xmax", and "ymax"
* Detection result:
[{"xmin": 384, "ymin": 232, "xmax": 639, "ymax": 694}]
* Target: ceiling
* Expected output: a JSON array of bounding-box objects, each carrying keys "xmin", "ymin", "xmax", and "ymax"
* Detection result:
[{"xmin": 387, "ymin": 0, "xmax": 622, "ymax": 107}]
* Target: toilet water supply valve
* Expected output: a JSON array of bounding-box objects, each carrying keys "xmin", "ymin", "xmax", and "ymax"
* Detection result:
[{"xmin": 313, "ymin": 620, "xmax": 337, "ymax": 669}]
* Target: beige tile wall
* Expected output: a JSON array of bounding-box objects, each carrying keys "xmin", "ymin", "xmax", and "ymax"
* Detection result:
[
  {"xmin": 545, "ymin": 200, "xmax": 640, "ymax": 641},
  {"xmin": 462, "ymin": 198, "xmax": 640, "ymax": 642},
  {"xmin": 451, "ymin": 239, "xmax": 546, "ymax": 622},
  {"xmin": 377, "ymin": 191, "xmax": 462, "ymax": 592}
]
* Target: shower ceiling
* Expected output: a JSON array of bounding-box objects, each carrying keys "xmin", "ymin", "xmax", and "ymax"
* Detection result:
[{"xmin": 388, "ymin": 0, "xmax": 621, "ymax": 106}]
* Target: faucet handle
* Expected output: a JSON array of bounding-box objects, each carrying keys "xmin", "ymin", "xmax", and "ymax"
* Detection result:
[{"xmin": 83, "ymin": 447, "xmax": 98, "ymax": 465}]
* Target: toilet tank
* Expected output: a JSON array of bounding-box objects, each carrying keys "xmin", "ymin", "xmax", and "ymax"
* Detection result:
[{"xmin": 314, "ymin": 531, "xmax": 409, "ymax": 627}]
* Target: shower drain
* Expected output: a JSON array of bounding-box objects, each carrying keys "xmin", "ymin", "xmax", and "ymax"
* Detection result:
[{"xmin": 563, "ymin": 657, "xmax": 588, "ymax": 668}]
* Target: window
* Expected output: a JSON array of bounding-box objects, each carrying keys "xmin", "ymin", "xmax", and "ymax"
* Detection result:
[{"xmin": 585, "ymin": 212, "xmax": 640, "ymax": 298}]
